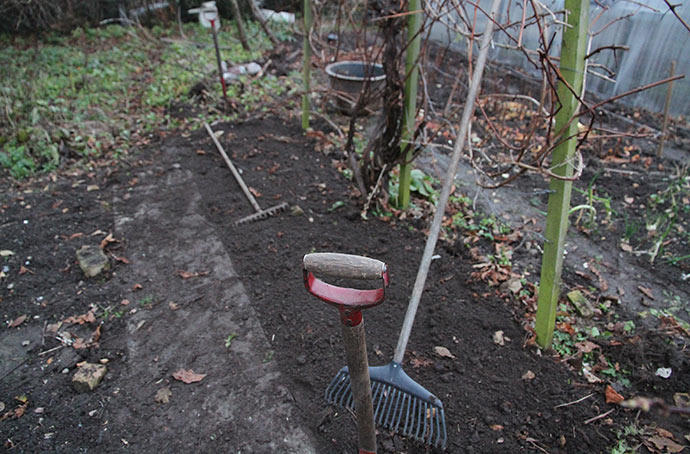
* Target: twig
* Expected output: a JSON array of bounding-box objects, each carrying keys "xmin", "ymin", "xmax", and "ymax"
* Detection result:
[
  {"xmin": 663, "ymin": 0, "xmax": 690, "ymax": 33},
  {"xmin": 38, "ymin": 345, "xmax": 65, "ymax": 356},
  {"xmin": 361, "ymin": 164, "xmax": 388, "ymax": 217},
  {"xmin": 588, "ymin": 74, "xmax": 685, "ymax": 111},
  {"xmin": 555, "ymin": 393, "xmax": 594, "ymax": 409},
  {"xmin": 584, "ymin": 408, "xmax": 614, "ymax": 424}
]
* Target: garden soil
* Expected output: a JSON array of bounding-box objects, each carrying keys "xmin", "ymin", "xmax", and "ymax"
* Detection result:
[{"xmin": 1, "ymin": 115, "xmax": 688, "ymax": 453}]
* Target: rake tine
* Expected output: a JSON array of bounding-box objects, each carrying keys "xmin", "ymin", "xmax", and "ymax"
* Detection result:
[
  {"xmin": 373, "ymin": 384, "xmax": 388, "ymax": 422},
  {"xmin": 427, "ymin": 402, "xmax": 434, "ymax": 445},
  {"xmin": 393, "ymin": 392, "xmax": 406, "ymax": 433},
  {"xmin": 415, "ymin": 399, "xmax": 423, "ymax": 440},
  {"xmin": 372, "ymin": 382, "xmax": 385, "ymax": 413},
  {"xmin": 327, "ymin": 373, "xmax": 347, "ymax": 403},
  {"xmin": 337, "ymin": 381, "xmax": 352, "ymax": 408},
  {"xmin": 375, "ymin": 385, "xmax": 389, "ymax": 426},
  {"xmin": 325, "ymin": 372, "xmax": 344, "ymax": 402},
  {"xmin": 381, "ymin": 388, "xmax": 397, "ymax": 427},
  {"xmin": 403, "ymin": 395, "xmax": 413, "ymax": 437}
]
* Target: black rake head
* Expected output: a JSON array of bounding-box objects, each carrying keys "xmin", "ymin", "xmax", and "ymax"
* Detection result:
[{"xmin": 325, "ymin": 362, "xmax": 447, "ymax": 449}]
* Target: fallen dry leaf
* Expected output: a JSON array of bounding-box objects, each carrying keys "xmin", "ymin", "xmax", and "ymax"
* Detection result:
[
  {"xmin": 522, "ymin": 370, "xmax": 536, "ymax": 380},
  {"xmin": 100, "ymin": 233, "xmax": 116, "ymax": 250},
  {"xmin": 490, "ymin": 424, "xmax": 504, "ymax": 431},
  {"xmin": 409, "ymin": 356, "xmax": 433, "ymax": 369},
  {"xmin": 69, "ymin": 232, "xmax": 84, "ymax": 240},
  {"xmin": 177, "ymin": 270, "xmax": 210, "ymax": 279},
  {"xmin": 133, "ymin": 283, "xmax": 143, "ymax": 291},
  {"xmin": 433, "ymin": 346, "xmax": 456, "ymax": 359},
  {"xmin": 605, "ymin": 385, "xmax": 624, "ymax": 404},
  {"xmin": 0, "ymin": 250, "xmax": 15, "ymax": 257},
  {"xmin": 644, "ymin": 435, "xmax": 685, "ymax": 453},
  {"xmin": 113, "ymin": 255, "xmax": 130, "ymax": 264},
  {"xmin": 172, "ymin": 369, "xmax": 206, "ymax": 384},
  {"xmin": 620, "ymin": 242, "xmax": 633, "ymax": 252},
  {"xmin": 249, "ymin": 187, "xmax": 262, "ymax": 198},
  {"xmin": 155, "ymin": 387, "xmax": 172, "ymax": 404},
  {"xmin": 19, "ymin": 265, "xmax": 33, "ymax": 275},
  {"xmin": 638, "ymin": 286, "xmax": 655, "ymax": 300},
  {"xmin": 195, "ymin": 149, "xmax": 206, "ymax": 155},
  {"xmin": 168, "ymin": 302, "xmax": 179, "ymax": 311},
  {"xmin": 493, "ymin": 330, "xmax": 506, "ymax": 346},
  {"xmin": 63, "ymin": 310, "xmax": 96, "ymax": 325},
  {"xmin": 121, "ymin": 299, "xmax": 130, "ymax": 306},
  {"xmin": 9, "ymin": 315, "xmax": 27, "ymax": 328}
]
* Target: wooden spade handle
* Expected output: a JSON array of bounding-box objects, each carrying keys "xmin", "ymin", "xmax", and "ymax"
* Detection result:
[{"xmin": 303, "ymin": 253, "xmax": 386, "ymax": 281}]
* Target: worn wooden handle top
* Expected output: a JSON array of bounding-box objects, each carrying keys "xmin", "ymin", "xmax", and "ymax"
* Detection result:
[{"xmin": 303, "ymin": 253, "xmax": 386, "ymax": 280}]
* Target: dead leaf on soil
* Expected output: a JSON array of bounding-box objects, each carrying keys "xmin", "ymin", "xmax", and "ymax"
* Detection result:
[
  {"xmin": 177, "ymin": 270, "xmax": 210, "ymax": 279},
  {"xmin": 637, "ymin": 286, "xmax": 655, "ymax": 300},
  {"xmin": 490, "ymin": 424, "xmax": 504, "ymax": 431},
  {"xmin": 112, "ymin": 255, "xmax": 130, "ymax": 264},
  {"xmin": 409, "ymin": 354, "xmax": 433, "ymax": 369},
  {"xmin": 155, "ymin": 387, "xmax": 172, "ymax": 404},
  {"xmin": 575, "ymin": 340, "xmax": 600, "ymax": 355},
  {"xmin": 69, "ymin": 232, "xmax": 84, "ymax": 240},
  {"xmin": 99, "ymin": 233, "xmax": 116, "ymax": 250},
  {"xmin": 673, "ymin": 393, "xmax": 690, "ymax": 408},
  {"xmin": 172, "ymin": 369, "xmax": 206, "ymax": 384},
  {"xmin": 19, "ymin": 265, "xmax": 33, "ymax": 275},
  {"xmin": 605, "ymin": 385, "xmax": 624, "ymax": 404},
  {"xmin": 168, "ymin": 302, "xmax": 179, "ymax": 311},
  {"xmin": 8, "ymin": 315, "xmax": 27, "ymax": 328},
  {"xmin": 249, "ymin": 187, "xmax": 262, "ymax": 198},
  {"xmin": 133, "ymin": 283, "xmax": 143, "ymax": 290},
  {"xmin": 121, "ymin": 299, "xmax": 130, "ymax": 306},
  {"xmin": 644, "ymin": 435, "xmax": 685, "ymax": 453},
  {"xmin": 0, "ymin": 250, "xmax": 15, "ymax": 257},
  {"xmin": 433, "ymin": 346, "xmax": 456, "ymax": 359},
  {"xmin": 63, "ymin": 310, "xmax": 96, "ymax": 325},
  {"xmin": 522, "ymin": 370, "xmax": 536, "ymax": 380},
  {"xmin": 582, "ymin": 368, "xmax": 603, "ymax": 384},
  {"xmin": 620, "ymin": 242, "xmax": 633, "ymax": 252}
]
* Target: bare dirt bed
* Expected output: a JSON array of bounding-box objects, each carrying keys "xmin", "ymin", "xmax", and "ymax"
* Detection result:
[{"xmin": 1, "ymin": 114, "xmax": 688, "ymax": 453}]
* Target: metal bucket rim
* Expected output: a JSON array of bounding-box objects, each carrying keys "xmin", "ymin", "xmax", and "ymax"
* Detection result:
[{"xmin": 325, "ymin": 61, "xmax": 386, "ymax": 83}]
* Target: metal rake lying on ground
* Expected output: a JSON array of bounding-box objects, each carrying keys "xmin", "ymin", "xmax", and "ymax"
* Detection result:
[{"xmin": 203, "ymin": 122, "xmax": 287, "ymax": 224}]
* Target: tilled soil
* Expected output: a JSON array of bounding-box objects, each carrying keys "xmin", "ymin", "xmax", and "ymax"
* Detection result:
[{"xmin": 1, "ymin": 115, "xmax": 688, "ymax": 453}]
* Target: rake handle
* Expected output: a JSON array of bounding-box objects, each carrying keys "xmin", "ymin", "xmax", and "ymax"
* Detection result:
[
  {"xmin": 203, "ymin": 122, "xmax": 262, "ymax": 213},
  {"xmin": 341, "ymin": 321, "xmax": 377, "ymax": 454}
]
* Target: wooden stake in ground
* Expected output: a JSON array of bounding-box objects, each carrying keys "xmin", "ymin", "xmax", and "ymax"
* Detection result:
[
  {"xmin": 534, "ymin": 0, "xmax": 589, "ymax": 349},
  {"xmin": 302, "ymin": 0, "xmax": 312, "ymax": 130},
  {"xmin": 397, "ymin": 0, "xmax": 422, "ymax": 209},
  {"xmin": 657, "ymin": 60, "xmax": 676, "ymax": 158}
]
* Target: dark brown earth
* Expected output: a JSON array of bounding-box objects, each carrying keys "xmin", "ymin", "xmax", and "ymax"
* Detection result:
[{"xmin": 1, "ymin": 110, "xmax": 688, "ymax": 453}]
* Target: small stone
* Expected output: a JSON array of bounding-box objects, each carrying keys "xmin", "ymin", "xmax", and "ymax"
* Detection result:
[
  {"xmin": 296, "ymin": 354, "xmax": 307, "ymax": 365},
  {"xmin": 76, "ymin": 245, "xmax": 110, "ymax": 278},
  {"xmin": 245, "ymin": 62, "xmax": 262, "ymax": 76},
  {"xmin": 21, "ymin": 340, "xmax": 30, "ymax": 347},
  {"xmin": 72, "ymin": 363, "xmax": 107, "ymax": 392},
  {"xmin": 566, "ymin": 290, "xmax": 594, "ymax": 318}
]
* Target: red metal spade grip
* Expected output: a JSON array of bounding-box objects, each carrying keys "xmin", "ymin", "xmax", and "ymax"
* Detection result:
[{"xmin": 303, "ymin": 253, "xmax": 389, "ymax": 326}]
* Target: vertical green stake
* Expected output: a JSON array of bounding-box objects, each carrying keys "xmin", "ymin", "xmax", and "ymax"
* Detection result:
[
  {"xmin": 302, "ymin": 0, "xmax": 312, "ymax": 130},
  {"xmin": 535, "ymin": 0, "xmax": 589, "ymax": 349},
  {"xmin": 397, "ymin": 0, "xmax": 422, "ymax": 209}
]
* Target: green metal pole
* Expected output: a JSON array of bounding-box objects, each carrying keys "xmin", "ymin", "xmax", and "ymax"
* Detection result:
[
  {"xmin": 535, "ymin": 0, "xmax": 589, "ymax": 349},
  {"xmin": 397, "ymin": 0, "xmax": 422, "ymax": 209},
  {"xmin": 301, "ymin": 0, "xmax": 312, "ymax": 130}
]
